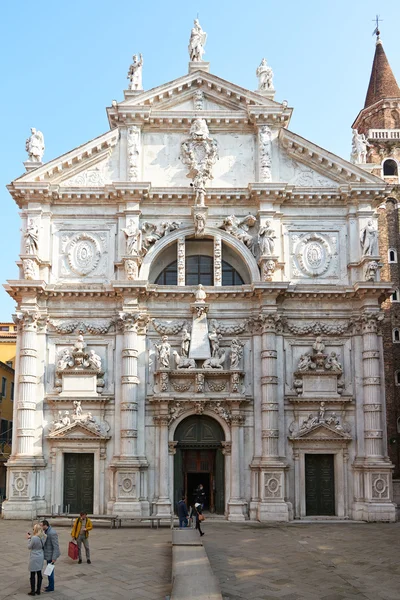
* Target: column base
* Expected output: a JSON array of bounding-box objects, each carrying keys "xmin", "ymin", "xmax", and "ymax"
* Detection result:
[
  {"xmin": 249, "ymin": 500, "xmax": 260, "ymax": 521},
  {"xmin": 352, "ymin": 501, "xmax": 396, "ymax": 522},
  {"xmin": 154, "ymin": 498, "xmax": 172, "ymax": 517},
  {"xmin": 2, "ymin": 498, "xmax": 47, "ymax": 520},
  {"xmin": 257, "ymin": 501, "xmax": 292, "ymax": 522},
  {"xmin": 227, "ymin": 499, "xmax": 247, "ymax": 521},
  {"xmin": 110, "ymin": 500, "xmax": 143, "ymax": 517},
  {"xmin": 2, "ymin": 457, "xmax": 47, "ymax": 519}
]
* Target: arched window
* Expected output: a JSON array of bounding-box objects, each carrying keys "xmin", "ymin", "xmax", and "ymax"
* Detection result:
[
  {"xmin": 155, "ymin": 256, "xmax": 244, "ymax": 286},
  {"xmin": 396, "ymin": 372, "xmax": 400, "ymax": 386},
  {"xmin": 388, "ymin": 248, "xmax": 398, "ymax": 263},
  {"xmin": 393, "ymin": 328, "xmax": 400, "ymax": 342},
  {"xmin": 391, "ymin": 289, "xmax": 400, "ymax": 302},
  {"xmin": 383, "ymin": 159, "xmax": 398, "ymax": 177}
]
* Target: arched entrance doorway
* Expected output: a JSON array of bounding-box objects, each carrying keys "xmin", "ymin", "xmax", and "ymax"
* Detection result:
[{"xmin": 174, "ymin": 415, "xmax": 225, "ymax": 514}]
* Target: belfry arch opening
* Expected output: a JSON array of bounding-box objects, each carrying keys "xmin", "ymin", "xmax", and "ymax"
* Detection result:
[
  {"xmin": 383, "ymin": 158, "xmax": 398, "ymax": 177},
  {"xmin": 173, "ymin": 415, "xmax": 225, "ymax": 514}
]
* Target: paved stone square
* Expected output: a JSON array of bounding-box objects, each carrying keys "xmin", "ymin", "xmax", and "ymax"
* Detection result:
[
  {"xmin": 0, "ymin": 519, "xmax": 171, "ymax": 600},
  {"xmin": 203, "ymin": 521, "xmax": 400, "ymax": 600}
]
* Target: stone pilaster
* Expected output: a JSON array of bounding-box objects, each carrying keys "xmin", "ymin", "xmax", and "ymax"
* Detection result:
[
  {"xmin": 214, "ymin": 236, "xmax": 222, "ymax": 286},
  {"xmin": 177, "ymin": 236, "xmax": 185, "ymax": 286},
  {"xmin": 109, "ymin": 311, "xmax": 149, "ymax": 516},
  {"xmin": 353, "ymin": 311, "xmax": 396, "ymax": 522},
  {"xmin": 257, "ymin": 313, "xmax": 290, "ymax": 521},
  {"xmin": 227, "ymin": 407, "xmax": 246, "ymax": 521},
  {"xmin": 2, "ymin": 311, "xmax": 46, "ymax": 519},
  {"xmin": 153, "ymin": 412, "xmax": 172, "ymax": 516}
]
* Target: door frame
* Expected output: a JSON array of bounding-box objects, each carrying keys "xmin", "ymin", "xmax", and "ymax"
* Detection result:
[
  {"xmin": 63, "ymin": 452, "xmax": 95, "ymax": 514},
  {"xmin": 49, "ymin": 442, "xmax": 105, "ymax": 514},
  {"xmin": 293, "ymin": 444, "xmax": 349, "ymax": 519},
  {"xmin": 304, "ymin": 453, "xmax": 335, "ymax": 516}
]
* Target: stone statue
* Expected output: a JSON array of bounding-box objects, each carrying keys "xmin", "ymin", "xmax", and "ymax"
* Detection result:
[
  {"xmin": 181, "ymin": 328, "xmax": 191, "ymax": 357},
  {"xmin": 313, "ymin": 336, "xmax": 325, "ymax": 354},
  {"xmin": 73, "ymin": 400, "xmax": 83, "ymax": 418},
  {"xmin": 256, "ymin": 58, "xmax": 274, "ymax": 91},
  {"xmin": 74, "ymin": 334, "xmax": 86, "ymax": 353},
  {"xmin": 141, "ymin": 221, "xmax": 181, "ymax": 255},
  {"xmin": 351, "ymin": 129, "xmax": 370, "ymax": 164},
  {"xmin": 173, "ymin": 350, "xmax": 196, "ymax": 369},
  {"xmin": 194, "ymin": 212, "xmax": 206, "ymax": 237},
  {"xmin": 61, "ymin": 411, "xmax": 71, "ymax": 427},
  {"xmin": 300, "ymin": 413, "xmax": 318, "ymax": 432},
  {"xmin": 203, "ymin": 349, "xmax": 226, "ymax": 369},
  {"xmin": 219, "ymin": 215, "xmax": 257, "ymax": 254},
  {"xmin": 127, "ymin": 54, "xmax": 143, "ymax": 90},
  {"xmin": 195, "ymin": 283, "xmax": 207, "ymax": 303},
  {"xmin": 24, "ymin": 219, "xmax": 39, "ymax": 255},
  {"xmin": 230, "ymin": 338, "xmax": 243, "ymax": 370},
  {"xmin": 297, "ymin": 353, "xmax": 312, "ymax": 372},
  {"xmin": 318, "ymin": 402, "xmax": 326, "ymax": 422},
  {"xmin": 188, "ymin": 19, "xmax": 207, "ymax": 62},
  {"xmin": 155, "ymin": 335, "xmax": 171, "ymax": 369},
  {"xmin": 57, "ymin": 348, "xmax": 73, "ymax": 371},
  {"xmin": 209, "ymin": 326, "xmax": 222, "ymax": 357},
  {"xmin": 324, "ymin": 352, "xmax": 342, "ymax": 372},
  {"xmin": 326, "ymin": 413, "xmax": 344, "ymax": 432},
  {"xmin": 87, "ymin": 349, "xmax": 102, "ymax": 372},
  {"xmin": 122, "ymin": 219, "xmax": 142, "ymax": 256},
  {"xmin": 258, "ymin": 221, "xmax": 276, "ymax": 256},
  {"xmin": 360, "ymin": 220, "xmax": 378, "ymax": 256},
  {"xmin": 25, "ymin": 128, "xmax": 45, "ymax": 162}
]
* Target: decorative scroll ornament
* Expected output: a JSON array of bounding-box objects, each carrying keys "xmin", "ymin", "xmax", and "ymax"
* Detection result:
[
  {"xmin": 127, "ymin": 126, "xmax": 140, "ymax": 181},
  {"xmin": 219, "ymin": 214, "xmax": 257, "ymax": 254},
  {"xmin": 13, "ymin": 311, "xmax": 40, "ymax": 331},
  {"xmin": 65, "ymin": 232, "xmax": 102, "ymax": 276},
  {"xmin": 64, "ymin": 168, "xmax": 105, "ymax": 186},
  {"xmin": 180, "ymin": 118, "xmax": 218, "ymax": 207},
  {"xmin": 258, "ymin": 126, "xmax": 272, "ymax": 182}
]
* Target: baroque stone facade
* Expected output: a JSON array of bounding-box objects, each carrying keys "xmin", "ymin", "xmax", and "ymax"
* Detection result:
[{"xmin": 2, "ymin": 27, "xmax": 396, "ymax": 521}]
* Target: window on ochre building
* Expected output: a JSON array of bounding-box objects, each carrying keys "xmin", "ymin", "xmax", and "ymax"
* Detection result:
[
  {"xmin": 1, "ymin": 377, "xmax": 6, "ymax": 397},
  {"xmin": 388, "ymin": 248, "xmax": 398, "ymax": 263}
]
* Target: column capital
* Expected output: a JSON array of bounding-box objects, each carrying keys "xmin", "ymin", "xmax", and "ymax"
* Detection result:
[{"xmin": 117, "ymin": 311, "xmax": 150, "ymax": 333}]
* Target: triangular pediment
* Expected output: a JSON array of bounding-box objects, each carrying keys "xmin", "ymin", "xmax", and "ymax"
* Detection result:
[
  {"xmin": 13, "ymin": 129, "xmax": 119, "ymax": 184},
  {"xmin": 293, "ymin": 422, "xmax": 351, "ymax": 441},
  {"xmin": 48, "ymin": 420, "xmax": 105, "ymax": 440},
  {"xmin": 279, "ymin": 129, "xmax": 384, "ymax": 186}
]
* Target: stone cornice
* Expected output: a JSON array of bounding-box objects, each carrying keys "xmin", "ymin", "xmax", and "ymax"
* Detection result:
[{"xmin": 352, "ymin": 97, "xmax": 400, "ymax": 130}]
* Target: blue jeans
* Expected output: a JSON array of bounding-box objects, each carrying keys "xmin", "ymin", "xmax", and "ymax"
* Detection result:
[
  {"xmin": 46, "ymin": 560, "xmax": 55, "ymax": 590},
  {"xmin": 179, "ymin": 517, "xmax": 188, "ymax": 528}
]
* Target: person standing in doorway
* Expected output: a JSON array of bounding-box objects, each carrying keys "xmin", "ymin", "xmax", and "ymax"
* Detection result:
[
  {"xmin": 40, "ymin": 520, "xmax": 60, "ymax": 593},
  {"xmin": 193, "ymin": 503, "xmax": 205, "ymax": 537},
  {"xmin": 27, "ymin": 524, "xmax": 46, "ymax": 596},
  {"xmin": 194, "ymin": 483, "xmax": 206, "ymax": 509},
  {"xmin": 177, "ymin": 496, "xmax": 189, "ymax": 528},
  {"xmin": 71, "ymin": 511, "xmax": 93, "ymax": 564}
]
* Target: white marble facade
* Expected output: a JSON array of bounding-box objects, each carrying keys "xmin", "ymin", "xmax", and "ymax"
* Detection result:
[{"xmin": 3, "ymin": 40, "xmax": 396, "ymax": 521}]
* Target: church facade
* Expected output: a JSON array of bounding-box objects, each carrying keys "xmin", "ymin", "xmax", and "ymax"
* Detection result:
[{"xmin": 3, "ymin": 23, "xmax": 397, "ymax": 521}]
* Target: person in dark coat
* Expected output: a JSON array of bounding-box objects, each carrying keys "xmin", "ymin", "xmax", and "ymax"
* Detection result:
[
  {"xmin": 194, "ymin": 483, "xmax": 206, "ymax": 509},
  {"xmin": 40, "ymin": 520, "xmax": 60, "ymax": 592},
  {"xmin": 177, "ymin": 496, "xmax": 189, "ymax": 528},
  {"xmin": 27, "ymin": 524, "xmax": 46, "ymax": 596},
  {"xmin": 193, "ymin": 503, "xmax": 204, "ymax": 536}
]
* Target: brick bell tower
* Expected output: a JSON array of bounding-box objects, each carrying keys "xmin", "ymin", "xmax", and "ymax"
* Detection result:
[{"xmin": 353, "ymin": 27, "xmax": 400, "ymax": 490}]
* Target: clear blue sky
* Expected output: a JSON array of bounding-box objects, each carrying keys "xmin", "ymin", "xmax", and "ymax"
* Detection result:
[{"xmin": 1, "ymin": 0, "xmax": 399, "ymax": 319}]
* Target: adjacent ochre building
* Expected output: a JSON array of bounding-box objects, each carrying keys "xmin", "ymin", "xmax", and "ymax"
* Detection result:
[{"xmin": 2, "ymin": 25, "xmax": 397, "ymax": 521}]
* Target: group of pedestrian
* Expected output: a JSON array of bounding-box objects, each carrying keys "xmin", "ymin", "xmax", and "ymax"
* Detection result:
[
  {"xmin": 26, "ymin": 512, "xmax": 92, "ymax": 595},
  {"xmin": 177, "ymin": 483, "xmax": 206, "ymax": 537}
]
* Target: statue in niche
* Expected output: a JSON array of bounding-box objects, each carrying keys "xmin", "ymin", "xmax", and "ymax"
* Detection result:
[
  {"xmin": 155, "ymin": 335, "xmax": 171, "ymax": 369},
  {"xmin": 209, "ymin": 326, "xmax": 222, "ymax": 357},
  {"xmin": 25, "ymin": 127, "xmax": 45, "ymax": 162},
  {"xmin": 350, "ymin": 129, "xmax": 370, "ymax": 164},
  {"xmin": 230, "ymin": 338, "xmax": 243, "ymax": 370},
  {"xmin": 181, "ymin": 328, "xmax": 191, "ymax": 358},
  {"xmin": 324, "ymin": 351, "xmax": 342, "ymax": 372},
  {"xmin": 87, "ymin": 349, "xmax": 102, "ymax": 372},
  {"xmin": 24, "ymin": 219, "xmax": 39, "ymax": 255},
  {"xmin": 195, "ymin": 283, "xmax": 207, "ymax": 303},
  {"xmin": 360, "ymin": 220, "xmax": 378, "ymax": 256},
  {"xmin": 258, "ymin": 221, "xmax": 276, "ymax": 256},
  {"xmin": 256, "ymin": 58, "xmax": 274, "ymax": 91},
  {"xmin": 127, "ymin": 54, "xmax": 143, "ymax": 90},
  {"xmin": 73, "ymin": 400, "xmax": 83, "ymax": 418},
  {"xmin": 219, "ymin": 215, "xmax": 257, "ymax": 254},
  {"xmin": 122, "ymin": 219, "xmax": 142, "ymax": 256},
  {"xmin": 188, "ymin": 19, "xmax": 207, "ymax": 62},
  {"xmin": 194, "ymin": 211, "xmax": 206, "ymax": 236}
]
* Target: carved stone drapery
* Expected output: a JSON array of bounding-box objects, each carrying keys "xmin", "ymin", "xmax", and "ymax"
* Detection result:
[{"xmin": 180, "ymin": 119, "xmax": 218, "ymax": 206}]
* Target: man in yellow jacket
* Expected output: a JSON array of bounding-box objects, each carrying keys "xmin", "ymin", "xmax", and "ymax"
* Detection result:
[{"xmin": 71, "ymin": 512, "xmax": 93, "ymax": 564}]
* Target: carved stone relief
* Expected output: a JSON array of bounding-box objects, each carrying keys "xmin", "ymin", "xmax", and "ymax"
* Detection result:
[
  {"xmin": 118, "ymin": 473, "xmax": 137, "ymax": 498},
  {"xmin": 61, "ymin": 232, "xmax": 106, "ymax": 277},
  {"xmin": 280, "ymin": 155, "xmax": 336, "ymax": 187},
  {"xmin": 22, "ymin": 258, "xmax": 38, "ymax": 280},
  {"xmin": 11, "ymin": 471, "xmax": 29, "ymax": 498},
  {"xmin": 258, "ymin": 125, "xmax": 272, "ymax": 182},
  {"xmin": 127, "ymin": 126, "xmax": 141, "ymax": 182},
  {"xmin": 290, "ymin": 232, "xmax": 338, "ymax": 279},
  {"xmin": 49, "ymin": 320, "xmax": 114, "ymax": 335},
  {"xmin": 152, "ymin": 319, "xmax": 189, "ymax": 335}
]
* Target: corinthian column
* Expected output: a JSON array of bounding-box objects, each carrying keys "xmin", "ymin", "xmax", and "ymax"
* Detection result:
[
  {"xmin": 257, "ymin": 312, "xmax": 290, "ymax": 522},
  {"xmin": 227, "ymin": 407, "xmax": 246, "ymax": 522},
  {"xmin": 153, "ymin": 412, "xmax": 172, "ymax": 516},
  {"xmin": 17, "ymin": 312, "xmax": 39, "ymax": 456},
  {"xmin": 120, "ymin": 314, "xmax": 140, "ymax": 456}
]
